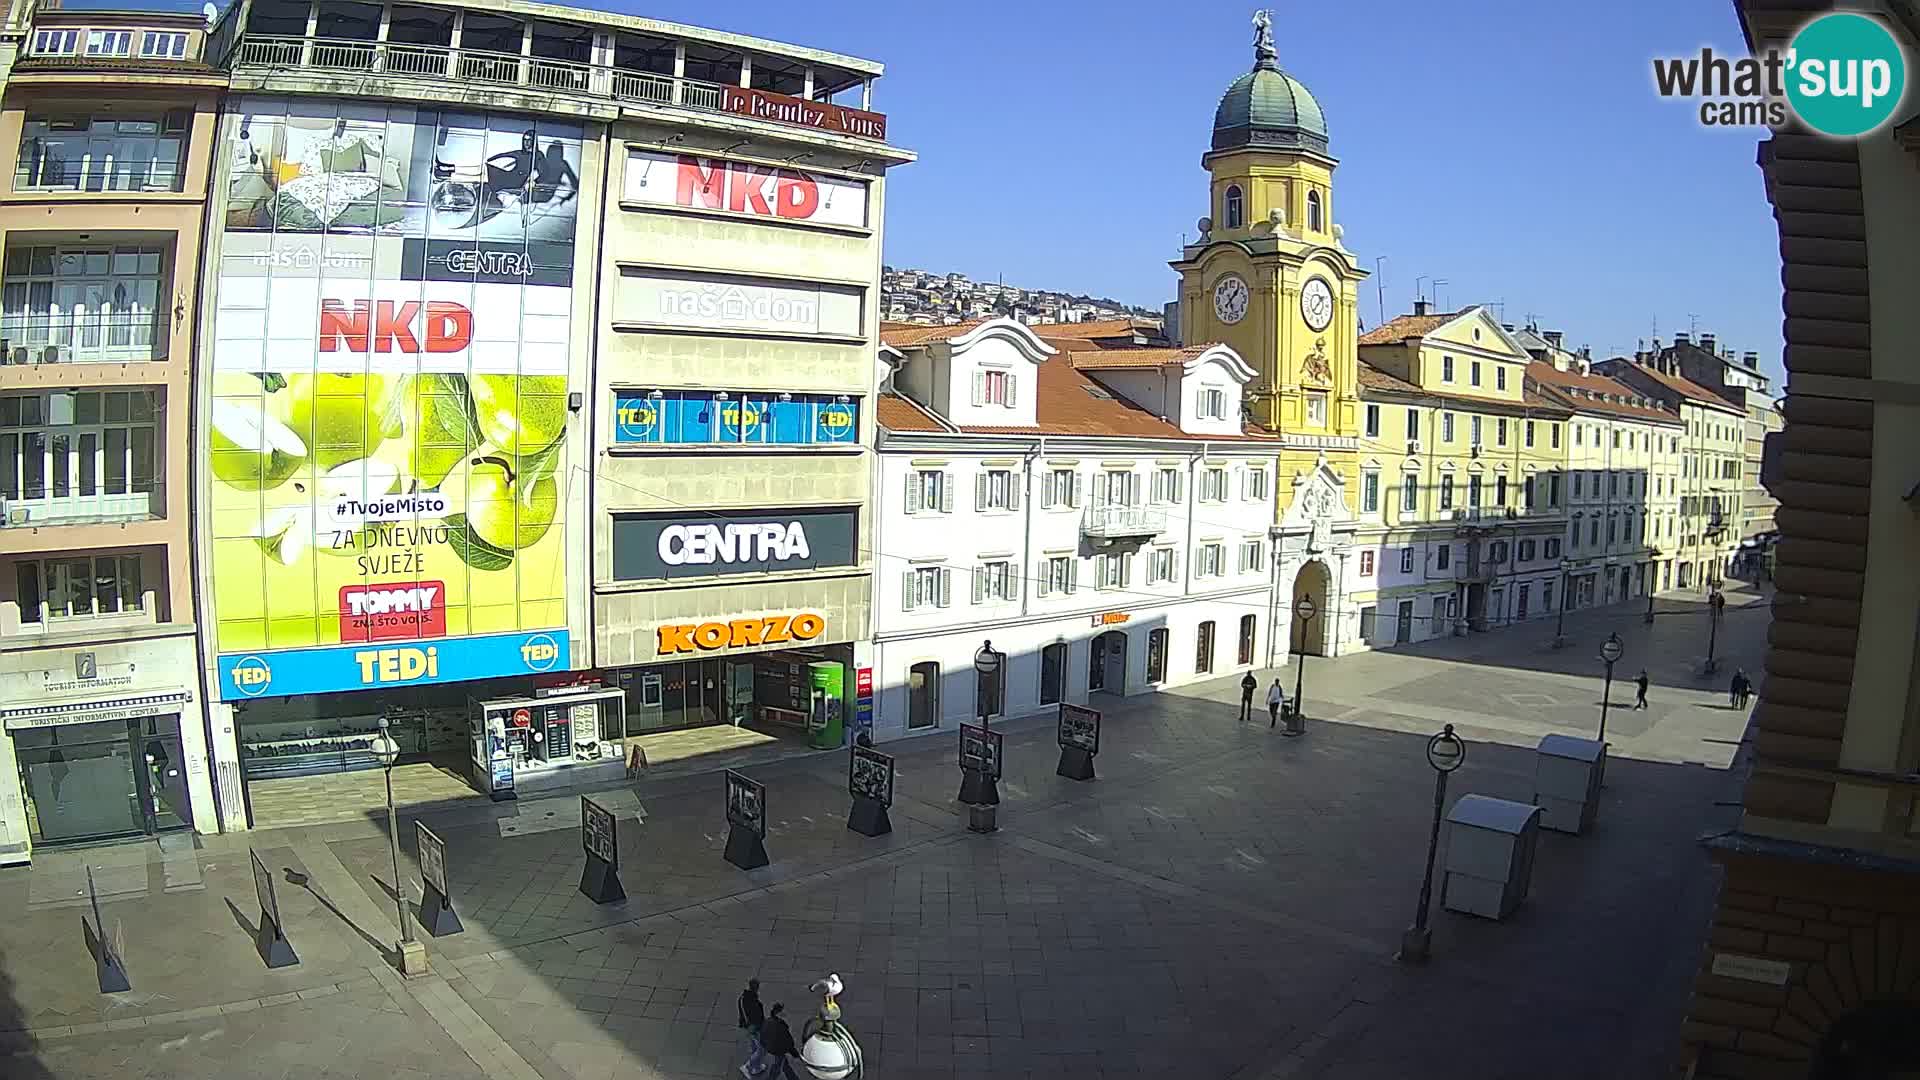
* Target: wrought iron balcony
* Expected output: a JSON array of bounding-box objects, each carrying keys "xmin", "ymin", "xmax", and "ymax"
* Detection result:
[
  {"xmin": 0, "ymin": 312, "xmax": 170, "ymax": 365},
  {"xmin": 1081, "ymin": 503, "xmax": 1167, "ymax": 541}
]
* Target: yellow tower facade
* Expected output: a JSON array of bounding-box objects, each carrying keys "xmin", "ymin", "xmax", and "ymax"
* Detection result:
[{"xmin": 1170, "ymin": 12, "xmax": 1370, "ymax": 658}]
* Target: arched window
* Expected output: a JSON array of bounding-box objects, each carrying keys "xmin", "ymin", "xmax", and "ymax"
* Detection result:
[
  {"xmin": 1223, "ymin": 185, "xmax": 1244, "ymax": 229},
  {"xmin": 1306, "ymin": 190, "xmax": 1324, "ymax": 232}
]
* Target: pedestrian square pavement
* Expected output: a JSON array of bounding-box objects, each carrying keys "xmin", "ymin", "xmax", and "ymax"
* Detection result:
[{"xmin": 0, "ymin": 588, "xmax": 1764, "ymax": 1079}]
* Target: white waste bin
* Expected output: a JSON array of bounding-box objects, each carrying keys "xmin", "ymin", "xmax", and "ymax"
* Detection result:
[
  {"xmin": 1441, "ymin": 795, "xmax": 1542, "ymax": 920},
  {"xmin": 1534, "ymin": 735, "xmax": 1605, "ymax": 834}
]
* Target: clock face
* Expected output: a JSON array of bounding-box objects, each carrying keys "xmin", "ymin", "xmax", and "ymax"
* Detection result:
[
  {"xmin": 1213, "ymin": 275, "xmax": 1249, "ymax": 325},
  {"xmin": 1300, "ymin": 277, "xmax": 1335, "ymax": 332}
]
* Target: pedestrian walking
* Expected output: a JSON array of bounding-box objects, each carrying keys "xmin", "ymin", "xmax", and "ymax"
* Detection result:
[
  {"xmin": 1239, "ymin": 672, "xmax": 1258, "ymax": 722},
  {"xmin": 1734, "ymin": 668, "xmax": 1753, "ymax": 709},
  {"xmin": 1728, "ymin": 671, "xmax": 1743, "ymax": 709},
  {"xmin": 736, "ymin": 978, "xmax": 766, "ymax": 1078},
  {"xmin": 756, "ymin": 1003, "xmax": 801, "ymax": 1080},
  {"xmin": 1266, "ymin": 677, "xmax": 1286, "ymax": 729},
  {"xmin": 1634, "ymin": 670, "xmax": 1650, "ymax": 711}
]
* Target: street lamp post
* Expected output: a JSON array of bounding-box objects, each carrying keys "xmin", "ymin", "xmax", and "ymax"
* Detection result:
[
  {"xmin": 973, "ymin": 641, "xmax": 1001, "ymax": 732},
  {"xmin": 1397, "ymin": 724, "xmax": 1466, "ymax": 964},
  {"xmin": 370, "ymin": 717, "xmax": 427, "ymax": 976},
  {"xmin": 1597, "ymin": 632, "xmax": 1625, "ymax": 745},
  {"xmin": 1704, "ymin": 589, "xmax": 1726, "ymax": 676},
  {"xmin": 1551, "ymin": 564, "xmax": 1569, "ymax": 649},
  {"xmin": 1289, "ymin": 595, "xmax": 1317, "ymax": 736}
]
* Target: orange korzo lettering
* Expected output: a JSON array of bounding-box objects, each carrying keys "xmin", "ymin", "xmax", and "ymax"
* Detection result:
[
  {"xmin": 658, "ymin": 624, "xmax": 696, "ymax": 654},
  {"xmin": 764, "ymin": 615, "xmax": 793, "ymax": 644},
  {"xmin": 730, "ymin": 619, "xmax": 768, "ymax": 647}
]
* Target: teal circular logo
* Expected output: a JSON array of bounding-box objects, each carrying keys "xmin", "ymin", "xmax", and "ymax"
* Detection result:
[{"xmin": 1786, "ymin": 13, "xmax": 1907, "ymax": 137}]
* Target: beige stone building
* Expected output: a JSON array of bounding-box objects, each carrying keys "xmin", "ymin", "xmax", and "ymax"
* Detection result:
[
  {"xmin": 0, "ymin": 4, "xmax": 227, "ymax": 856},
  {"xmin": 1675, "ymin": 1, "xmax": 1920, "ymax": 1075}
]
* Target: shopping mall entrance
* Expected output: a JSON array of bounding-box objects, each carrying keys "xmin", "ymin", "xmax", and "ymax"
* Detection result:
[{"xmin": 604, "ymin": 643, "xmax": 854, "ymax": 759}]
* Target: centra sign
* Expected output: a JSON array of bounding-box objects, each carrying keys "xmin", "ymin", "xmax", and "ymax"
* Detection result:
[
  {"xmin": 659, "ymin": 521, "xmax": 809, "ymax": 567},
  {"xmin": 657, "ymin": 612, "xmax": 826, "ymax": 656}
]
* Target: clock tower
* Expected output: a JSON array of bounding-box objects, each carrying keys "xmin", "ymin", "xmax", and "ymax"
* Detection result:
[{"xmin": 1170, "ymin": 10, "xmax": 1369, "ymax": 661}]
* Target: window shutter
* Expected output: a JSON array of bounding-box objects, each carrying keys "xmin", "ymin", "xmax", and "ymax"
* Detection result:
[
  {"xmin": 972, "ymin": 371, "xmax": 986, "ymax": 407},
  {"xmin": 975, "ymin": 472, "xmax": 988, "ymax": 511},
  {"xmin": 938, "ymin": 568, "xmax": 952, "ymax": 608},
  {"xmin": 1034, "ymin": 562, "xmax": 1049, "ymax": 598},
  {"xmin": 902, "ymin": 570, "xmax": 917, "ymax": 611},
  {"xmin": 1193, "ymin": 549, "xmax": 1204, "ymax": 579},
  {"xmin": 1043, "ymin": 471, "xmax": 1057, "ymax": 507},
  {"xmin": 904, "ymin": 472, "xmax": 921, "ymax": 514},
  {"xmin": 1006, "ymin": 373, "xmax": 1017, "ymax": 408},
  {"xmin": 1174, "ymin": 472, "xmax": 1184, "ymax": 504},
  {"xmin": 1071, "ymin": 472, "xmax": 1082, "ymax": 508},
  {"xmin": 972, "ymin": 566, "xmax": 985, "ymax": 604},
  {"xmin": 941, "ymin": 473, "xmax": 955, "ymax": 513},
  {"xmin": 1094, "ymin": 554, "xmax": 1107, "ymax": 588},
  {"xmin": 1119, "ymin": 553, "xmax": 1131, "ymax": 588},
  {"xmin": 1009, "ymin": 476, "xmax": 1021, "ymax": 510},
  {"xmin": 1007, "ymin": 567, "xmax": 1020, "ymax": 600},
  {"xmin": 1067, "ymin": 558, "xmax": 1079, "ymax": 594}
]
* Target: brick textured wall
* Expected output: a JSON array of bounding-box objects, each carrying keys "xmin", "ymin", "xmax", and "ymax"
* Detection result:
[{"xmin": 1684, "ymin": 853, "xmax": 1920, "ymax": 1078}]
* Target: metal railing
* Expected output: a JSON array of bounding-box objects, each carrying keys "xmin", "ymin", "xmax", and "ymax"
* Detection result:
[
  {"xmin": 1, "ymin": 488, "xmax": 164, "ymax": 528},
  {"xmin": 0, "ymin": 312, "xmax": 170, "ymax": 364},
  {"xmin": 1081, "ymin": 504, "xmax": 1168, "ymax": 539},
  {"xmin": 230, "ymin": 35, "xmax": 865, "ymax": 135}
]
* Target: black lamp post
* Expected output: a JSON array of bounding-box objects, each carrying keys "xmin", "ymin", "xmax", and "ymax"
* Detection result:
[
  {"xmin": 1288, "ymin": 594, "xmax": 1316, "ymax": 735},
  {"xmin": 1704, "ymin": 589, "xmax": 1725, "ymax": 676},
  {"xmin": 1597, "ymin": 632, "xmax": 1625, "ymax": 745},
  {"xmin": 1397, "ymin": 723, "xmax": 1466, "ymax": 964},
  {"xmin": 973, "ymin": 640, "xmax": 1001, "ymax": 732},
  {"xmin": 371, "ymin": 718, "xmax": 427, "ymax": 975},
  {"xmin": 1551, "ymin": 560, "xmax": 1569, "ymax": 649}
]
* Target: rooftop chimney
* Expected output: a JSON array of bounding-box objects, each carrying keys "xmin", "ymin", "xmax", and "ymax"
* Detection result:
[
  {"xmin": 1675, "ymin": 332, "xmax": 1691, "ymax": 346},
  {"xmin": 1743, "ymin": 350, "xmax": 1760, "ymax": 364},
  {"xmin": 1544, "ymin": 330, "xmax": 1564, "ymax": 349},
  {"xmin": 1413, "ymin": 299, "xmax": 1431, "ymax": 317},
  {"xmin": 1699, "ymin": 333, "xmax": 1716, "ymax": 353}
]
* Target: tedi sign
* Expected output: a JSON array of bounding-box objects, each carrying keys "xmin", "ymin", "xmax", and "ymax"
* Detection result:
[{"xmin": 612, "ymin": 507, "xmax": 859, "ymax": 581}]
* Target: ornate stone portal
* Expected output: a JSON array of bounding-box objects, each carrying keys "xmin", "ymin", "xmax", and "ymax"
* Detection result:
[{"xmin": 1271, "ymin": 454, "xmax": 1356, "ymax": 662}]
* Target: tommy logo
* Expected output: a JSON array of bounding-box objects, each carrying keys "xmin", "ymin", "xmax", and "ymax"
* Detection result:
[
  {"xmin": 339, "ymin": 581, "xmax": 447, "ymax": 642},
  {"xmin": 319, "ymin": 300, "xmax": 474, "ymax": 353}
]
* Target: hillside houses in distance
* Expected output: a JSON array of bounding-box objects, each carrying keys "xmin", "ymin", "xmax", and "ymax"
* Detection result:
[{"xmin": 882, "ymin": 265, "xmax": 1163, "ymax": 328}]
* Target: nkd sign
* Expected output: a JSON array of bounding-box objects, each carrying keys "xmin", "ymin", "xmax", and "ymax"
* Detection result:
[
  {"xmin": 625, "ymin": 150, "xmax": 869, "ymax": 229},
  {"xmin": 612, "ymin": 507, "xmax": 858, "ymax": 581}
]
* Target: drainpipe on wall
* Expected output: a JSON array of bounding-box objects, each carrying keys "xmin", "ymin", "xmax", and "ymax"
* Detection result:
[{"xmin": 1020, "ymin": 436, "xmax": 1042, "ymax": 618}]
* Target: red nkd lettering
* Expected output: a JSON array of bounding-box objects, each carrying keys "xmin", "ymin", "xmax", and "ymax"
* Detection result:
[
  {"xmin": 675, "ymin": 155, "xmax": 724, "ymax": 210},
  {"xmin": 319, "ymin": 300, "xmax": 473, "ymax": 353},
  {"xmin": 774, "ymin": 169, "xmax": 819, "ymax": 219}
]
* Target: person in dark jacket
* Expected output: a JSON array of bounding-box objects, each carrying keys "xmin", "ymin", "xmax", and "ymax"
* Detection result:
[
  {"xmin": 756, "ymin": 1003, "xmax": 801, "ymax": 1080},
  {"xmin": 736, "ymin": 979, "xmax": 766, "ymax": 1077},
  {"xmin": 1634, "ymin": 670, "xmax": 1650, "ymax": 711},
  {"xmin": 1239, "ymin": 672, "xmax": 1258, "ymax": 722}
]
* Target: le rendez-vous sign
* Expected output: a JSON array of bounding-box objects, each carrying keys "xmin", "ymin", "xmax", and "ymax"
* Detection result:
[{"xmin": 719, "ymin": 86, "xmax": 887, "ymax": 142}]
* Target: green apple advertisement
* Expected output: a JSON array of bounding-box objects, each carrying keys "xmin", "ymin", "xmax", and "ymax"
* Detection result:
[{"xmin": 209, "ymin": 98, "xmax": 581, "ymax": 699}]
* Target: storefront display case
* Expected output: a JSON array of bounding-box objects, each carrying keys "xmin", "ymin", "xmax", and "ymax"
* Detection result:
[
  {"xmin": 469, "ymin": 686, "xmax": 625, "ymax": 798},
  {"xmin": 240, "ymin": 709, "xmax": 429, "ymax": 779}
]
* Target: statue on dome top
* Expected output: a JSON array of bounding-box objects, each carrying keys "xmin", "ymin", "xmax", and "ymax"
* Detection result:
[{"xmin": 1252, "ymin": 9, "xmax": 1278, "ymax": 66}]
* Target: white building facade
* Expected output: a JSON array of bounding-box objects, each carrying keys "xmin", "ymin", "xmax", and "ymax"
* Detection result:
[{"xmin": 870, "ymin": 319, "xmax": 1280, "ymax": 740}]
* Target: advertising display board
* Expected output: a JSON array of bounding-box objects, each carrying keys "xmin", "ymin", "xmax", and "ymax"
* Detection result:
[
  {"xmin": 611, "ymin": 390, "xmax": 859, "ymax": 447},
  {"xmin": 208, "ymin": 97, "xmax": 582, "ymax": 698},
  {"xmin": 623, "ymin": 150, "xmax": 869, "ymax": 228}
]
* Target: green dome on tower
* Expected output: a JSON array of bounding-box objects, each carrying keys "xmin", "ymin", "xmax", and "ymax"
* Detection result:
[{"xmin": 1211, "ymin": 14, "xmax": 1328, "ymax": 155}]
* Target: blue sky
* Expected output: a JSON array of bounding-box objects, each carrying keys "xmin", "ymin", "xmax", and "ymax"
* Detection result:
[{"xmin": 596, "ymin": 0, "xmax": 1786, "ymax": 384}]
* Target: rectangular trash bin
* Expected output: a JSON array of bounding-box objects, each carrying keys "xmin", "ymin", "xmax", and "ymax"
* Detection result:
[
  {"xmin": 1534, "ymin": 735, "xmax": 1605, "ymax": 834},
  {"xmin": 1441, "ymin": 795, "xmax": 1543, "ymax": 920}
]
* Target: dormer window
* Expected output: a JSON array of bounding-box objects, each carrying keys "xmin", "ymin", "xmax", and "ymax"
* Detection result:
[
  {"xmin": 1307, "ymin": 190, "xmax": 1324, "ymax": 231},
  {"xmin": 1198, "ymin": 388, "xmax": 1227, "ymax": 420},
  {"xmin": 32, "ymin": 29, "xmax": 79, "ymax": 55},
  {"xmin": 973, "ymin": 369, "xmax": 1016, "ymax": 408},
  {"xmin": 1224, "ymin": 185, "xmax": 1244, "ymax": 230},
  {"xmin": 140, "ymin": 31, "xmax": 188, "ymax": 59},
  {"xmin": 85, "ymin": 30, "xmax": 133, "ymax": 57}
]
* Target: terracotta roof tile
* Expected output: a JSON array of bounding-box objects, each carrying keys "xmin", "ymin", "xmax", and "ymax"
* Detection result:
[
  {"xmin": 875, "ymin": 392, "xmax": 949, "ymax": 433},
  {"xmin": 1608, "ymin": 362, "xmax": 1745, "ymax": 412},
  {"xmin": 1357, "ymin": 362, "xmax": 1420, "ymax": 393},
  {"xmin": 879, "ymin": 320, "xmax": 986, "ymax": 347},
  {"xmin": 1019, "ymin": 318, "xmax": 1152, "ymax": 340},
  {"xmin": 1067, "ymin": 345, "xmax": 1209, "ymax": 370},
  {"xmin": 1358, "ymin": 311, "xmax": 1462, "ymax": 346},
  {"xmin": 1526, "ymin": 362, "xmax": 1682, "ymax": 424}
]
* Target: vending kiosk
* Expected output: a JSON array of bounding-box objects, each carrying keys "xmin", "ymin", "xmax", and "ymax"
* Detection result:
[
  {"xmin": 807, "ymin": 661, "xmax": 845, "ymax": 750},
  {"xmin": 470, "ymin": 686, "xmax": 626, "ymax": 797}
]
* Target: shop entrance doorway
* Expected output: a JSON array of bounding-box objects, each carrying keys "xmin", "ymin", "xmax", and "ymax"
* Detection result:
[{"xmin": 15, "ymin": 714, "xmax": 192, "ymax": 845}]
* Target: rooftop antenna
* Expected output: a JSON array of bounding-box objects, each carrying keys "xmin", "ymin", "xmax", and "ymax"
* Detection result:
[
  {"xmin": 1414, "ymin": 275, "xmax": 1429, "ymax": 305},
  {"xmin": 1687, "ymin": 312, "xmax": 1700, "ymax": 338},
  {"xmin": 1374, "ymin": 256, "xmax": 1387, "ymax": 327},
  {"xmin": 1432, "ymin": 278, "xmax": 1450, "ymax": 311}
]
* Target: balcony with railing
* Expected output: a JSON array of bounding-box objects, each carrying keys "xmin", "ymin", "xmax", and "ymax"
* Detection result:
[
  {"xmin": 0, "ymin": 312, "xmax": 171, "ymax": 366},
  {"xmin": 216, "ymin": 0, "xmax": 892, "ymax": 145},
  {"xmin": 1082, "ymin": 503, "xmax": 1168, "ymax": 541}
]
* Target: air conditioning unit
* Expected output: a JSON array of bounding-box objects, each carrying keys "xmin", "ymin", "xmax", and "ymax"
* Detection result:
[
  {"xmin": 1470, "ymin": 442, "xmax": 1484, "ymax": 457},
  {"xmin": 1406, "ymin": 439, "xmax": 1422, "ymax": 455}
]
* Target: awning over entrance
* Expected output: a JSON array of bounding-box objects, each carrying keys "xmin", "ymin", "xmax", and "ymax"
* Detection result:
[{"xmin": 1, "ymin": 692, "xmax": 190, "ymax": 730}]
